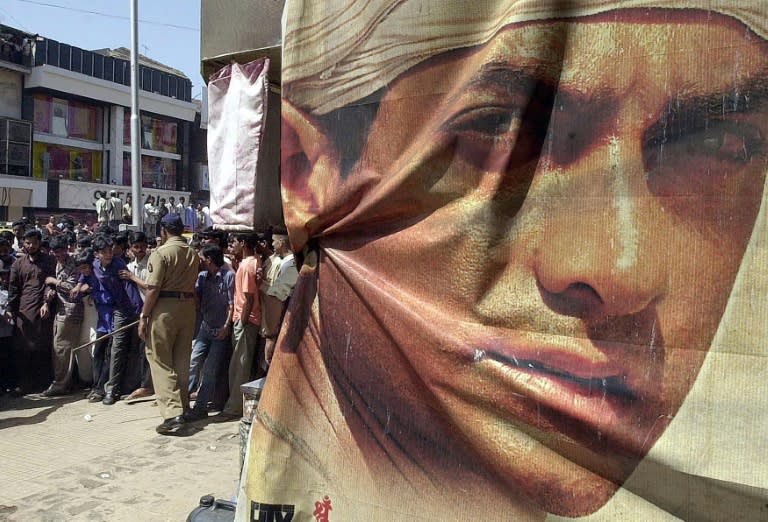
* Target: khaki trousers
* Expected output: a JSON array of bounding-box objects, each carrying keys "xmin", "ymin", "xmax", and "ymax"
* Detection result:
[
  {"xmin": 51, "ymin": 314, "xmax": 82, "ymax": 390},
  {"xmin": 223, "ymin": 319, "xmax": 260, "ymax": 415},
  {"xmin": 146, "ymin": 298, "xmax": 196, "ymax": 420}
]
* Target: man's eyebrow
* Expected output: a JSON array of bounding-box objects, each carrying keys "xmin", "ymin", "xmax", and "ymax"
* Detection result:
[
  {"xmin": 467, "ymin": 62, "xmax": 546, "ymax": 94},
  {"xmin": 663, "ymin": 73, "xmax": 768, "ymax": 121},
  {"xmin": 643, "ymin": 72, "xmax": 768, "ymax": 146},
  {"xmin": 465, "ymin": 61, "xmax": 611, "ymax": 109}
]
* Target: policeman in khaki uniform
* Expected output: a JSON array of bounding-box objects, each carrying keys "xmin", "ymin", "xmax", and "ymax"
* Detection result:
[{"xmin": 138, "ymin": 213, "xmax": 199, "ymax": 435}]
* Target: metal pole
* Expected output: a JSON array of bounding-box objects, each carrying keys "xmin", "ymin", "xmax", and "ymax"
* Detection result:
[{"xmin": 130, "ymin": 0, "xmax": 142, "ymax": 230}]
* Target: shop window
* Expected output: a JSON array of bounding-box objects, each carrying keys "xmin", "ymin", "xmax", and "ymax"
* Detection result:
[
  {"xmin": 122, "ymin": 152, "xmax": 177, "ymax": 190},
  {"xmin": 33, "ymin": 94, "xmax": 101, "ymax": 142},
  {"xmin": 0, "ymin": 118, "xmax": 32, "ymax": 177},
  {"xmin": 52, "ymin": 99, "xmax": 68, "ymax": 136},
  {"xmin": 123, "ymin": 110, "xmax": 178, "ymax": 153},
  {"xmin": 33, "ymin": 142, "xmax": 102, "ymax": 181}
]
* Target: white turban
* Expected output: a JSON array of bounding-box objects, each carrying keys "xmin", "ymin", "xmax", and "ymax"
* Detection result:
[{"xmin": 283, "ymin": 1, "xmax": 768, "ymax": 114}]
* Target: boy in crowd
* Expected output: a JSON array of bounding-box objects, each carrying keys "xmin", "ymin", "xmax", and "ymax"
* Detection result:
[
  {"xmin": 89, "ymin": 235, "xmax": 142, "ymax": 404},
  {"xmin": 186, "ymin": 244, "xmax": 234, "ymax": 420},
  {"xmin": 112, "ymin": 232, "xmax": 131, "ymax": 264},
  {"xmin": 6, "ymin": 229, "xmax": 56, "ymax": 392},
  {"xmin": 72, "ymin": 249, "xmax": 112, "ymax": 402},
  {"xmin": 0, "ymin": 239, "xmax": 18, "ymax": 395},
  {"xmin": 119, "ymin": 232, "xmax": 153, "ymax": 400},
  {"xmin": 220, "ymin": 233, "xmax": 262, "ymax": 417},
  {"xmin": 41, "ymin": 236, "xmax": 83, "ymax": 396}
]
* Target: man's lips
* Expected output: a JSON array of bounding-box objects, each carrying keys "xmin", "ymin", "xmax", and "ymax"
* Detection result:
[
  {"xmin": 487, "ymin": 352, "xmax": 636, "ymax": 402},
  {"xmin": 467, "ymin": 334, "xmax": 658, "ymax": 454},
  {"xmin": 478, "ymin": 331, "xmax": 635, "ymax": 379}
]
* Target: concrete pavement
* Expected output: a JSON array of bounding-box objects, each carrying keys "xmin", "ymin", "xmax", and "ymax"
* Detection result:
[{"xmin": 0, "ymin": 390, "xmax": 242, "ymax": 521}]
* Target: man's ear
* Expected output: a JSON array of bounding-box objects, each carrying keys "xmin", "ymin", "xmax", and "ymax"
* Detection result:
[{"xmin": 281, "ymin": 102, "xmax": 342, "ymax": 250}]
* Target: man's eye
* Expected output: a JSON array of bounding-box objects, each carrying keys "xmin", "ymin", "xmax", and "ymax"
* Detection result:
[
  {"xmin": 446, "ymin": 106, "xmax": 520, "ymax": 139},
  {"xmin": 645, "ymin": 120, "xmax": 765, "ymax": 166},
  {"xmin": 644, "ymin": 119, "xmax": 767, "ymax": 196},
  {"xmin": 690, "ymin": 124, "xmax": 763, "ymax": 161}
]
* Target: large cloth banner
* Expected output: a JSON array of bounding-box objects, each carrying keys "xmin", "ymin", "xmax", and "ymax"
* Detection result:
[
  {"xmin": 207, "ymin": 58, "xmax": 269, "ymax": 230},
  {"xmin": 238, "ymin": 2, "xmax": 768, "ymax": 520}
]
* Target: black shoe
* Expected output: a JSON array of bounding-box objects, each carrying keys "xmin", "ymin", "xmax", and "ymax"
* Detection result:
[
  {"xmin": 8, "ymin": 386, "xmax": 23, "ymax": 397},
  {"xmin": 183, "ymin": 409, "xmax": 207, "ymax": 422},
  {"xmin": 102, "ymin": 394, "xmax": 117, "ymax": 405},
  {"xmin": 42, "ymin": 385, "xmax": 70, "ymax": 397},
  {"xmin": 156, "ymin": 416, "xmax": 188, "ymax": 435},
  {"xmin": 88, "ymin": 391, "xmax": 104, "ymax": 403}
]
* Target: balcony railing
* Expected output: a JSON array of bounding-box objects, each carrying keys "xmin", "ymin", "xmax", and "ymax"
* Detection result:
[{"xmin": 34, "ymin": 38, "xmax": 192, "ymax": 102}]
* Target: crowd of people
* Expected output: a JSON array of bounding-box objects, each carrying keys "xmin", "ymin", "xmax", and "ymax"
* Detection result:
[
  {"xmin": 90, "ymin": 189, "xmax": 213, "ymax": 238},
  {"xmin": 0, "ymin": 31, "xmax": 33, "ymax": 67},
  {"xmin": 0, "ymin": 212, "xmax": 298, "ymax": 436}
]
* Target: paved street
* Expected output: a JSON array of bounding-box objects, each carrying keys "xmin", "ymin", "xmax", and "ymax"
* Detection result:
[{"xmin": 0, "ymin": 391, "xmax": 242, "ymax": 521}]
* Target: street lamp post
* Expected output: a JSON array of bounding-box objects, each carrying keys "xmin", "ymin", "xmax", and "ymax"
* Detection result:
[{"xmin": 128, "ymin": 0, "xmax": 142, "ymax": 232}]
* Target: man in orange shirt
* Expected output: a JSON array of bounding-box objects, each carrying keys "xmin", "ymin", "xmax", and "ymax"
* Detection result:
[{"xmin": 221, "ymin": 233, "xmax": 262, "ymax": 417}]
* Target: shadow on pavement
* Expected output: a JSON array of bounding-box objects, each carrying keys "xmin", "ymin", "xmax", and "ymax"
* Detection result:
[
  {"xmin": 0, "ymin": 394, "xmax": 80, "ymax": 429},
  {"xmin": 0, "ymin": 391, "xmax": 84, "ymax": 410}
]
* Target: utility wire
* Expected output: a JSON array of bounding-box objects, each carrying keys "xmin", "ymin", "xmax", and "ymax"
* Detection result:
[
  {"xmin": 9, "ymin": 0, "xmax": 200, "ymax": 32},
  {"xmin": 0, "ymin": 6, "xmax": 33, "ymax": 32}
]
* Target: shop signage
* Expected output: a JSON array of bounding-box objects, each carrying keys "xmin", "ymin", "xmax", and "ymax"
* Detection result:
[{"xmin": 57, "ymin": 179, "xmax": 189, "ymax": 211}]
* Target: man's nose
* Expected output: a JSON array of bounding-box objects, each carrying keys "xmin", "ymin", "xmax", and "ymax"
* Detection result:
[{"xmin": 532, "ymin": 138, "xmax": 668, "ymax": 320}]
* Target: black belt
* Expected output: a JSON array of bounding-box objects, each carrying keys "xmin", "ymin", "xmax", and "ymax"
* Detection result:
[{"xmin": 158, "ymin": 291, "xmax": 194, "ymax": 299}]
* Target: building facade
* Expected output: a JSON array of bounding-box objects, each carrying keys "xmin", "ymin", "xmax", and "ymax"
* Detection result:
[{"xmin": 0, "ymin": 24, "xmax": 202, "ymax": 224}]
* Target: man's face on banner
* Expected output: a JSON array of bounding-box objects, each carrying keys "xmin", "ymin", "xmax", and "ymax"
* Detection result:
[{"xmin": 306, "ymin": 11, "xmax": 768, "ymax": 518}]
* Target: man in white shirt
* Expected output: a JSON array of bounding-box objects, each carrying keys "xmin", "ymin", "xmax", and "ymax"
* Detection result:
[
  {"xmin": 267, "ymin": 234, "xmax": 298, "ymax": 305},
  {"xmin": 108, "ymin": 190, "xmax": 123, "ymax": 228},
  {"xmin": 258, "ymin": 234, "xmax": 281, "ymax": 363},
  {"xmin": 94, "ymin": 191, "xmax": 112, "ymax": 225},
  {"xmin": 263, "ymin": 233, "xmax": 298, "ymax": 365},
  {"xmin": 119, "ymin": 231, "xmax": 153, "ymax": 400},
  {"xmin": 201, "ymin": 205, "xmax": 213, "ymax": 228},
  {"xmin": 175, "ymin": 197, "xmax": 186, "ymax": 224}
]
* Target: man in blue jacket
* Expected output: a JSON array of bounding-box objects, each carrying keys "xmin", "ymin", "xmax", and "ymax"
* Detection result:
[{"xmin": 91, "ymin": 234, "xmax": 143, "ymax": 405}]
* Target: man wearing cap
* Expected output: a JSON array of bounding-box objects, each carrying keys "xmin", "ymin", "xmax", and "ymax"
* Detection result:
[{"xmin": 138, "ymin": 213, "xmax": 199, "ymax": 435}]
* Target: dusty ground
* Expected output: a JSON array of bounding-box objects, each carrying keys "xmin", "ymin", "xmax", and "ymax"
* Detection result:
[{"xmin": 0, "ymin": 391, "xmax": 242, "ymax": 521}]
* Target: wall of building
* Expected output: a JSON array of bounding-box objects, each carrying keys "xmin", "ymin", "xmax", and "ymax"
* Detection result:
[
  {"xmin": 0, "ymin": 69, "xmax": 22, "ymax": 119},
  {"xmin": 0, "ymin": 174, "xmax": 47, "ymax": 220},
  {"xmin": 0, "ymin": 26, "xmax": 201, "ymax": 221}
]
